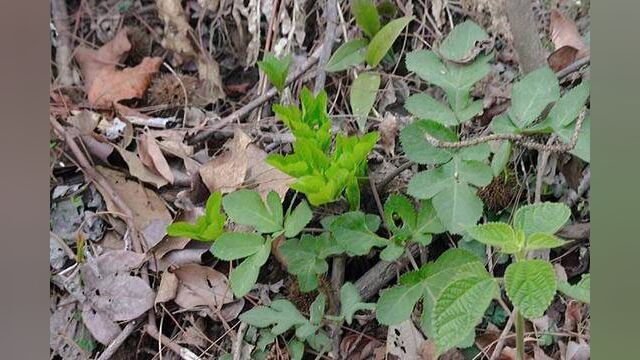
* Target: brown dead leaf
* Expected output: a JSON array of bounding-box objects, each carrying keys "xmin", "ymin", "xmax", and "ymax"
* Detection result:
[
  {"xmin": 139, "ymin": 132, "xmax": 175, "ymax": 184},
  {"xmin": 82, "ymin": 303, "xmax": 121, "ymax": 345},
  {"xmin": 564, "ymin": 300, "xmax": 584, "ymax": 332},
  {"xmin": 533, "ymin": 345, "xmax": 554, "ymax": 360},
  {"xmin": 149, "ymin": 246, "xmax": 209, "ymax": 272},
  {"xmin": 245, "ymin": 142, "xmax": 294, "ymax": 200},
  {"xmin": 341, "ymin": 334, "xmax": 383, "ymax": 360},
  {"xmin": 177, "ymin": 318, "xmax": 208, "ymax": 348},
  {"xmin": 157, "ymin": 0, "xmax": 197, "ymax": 58},
  {"xmin": 95, "ymin": 250, "xmax": 147, "ymax": 275},
  {"xmin": 95, "ymin": 166, "xmax": 172, "ymax": 248},
  {"xmin": 67, "ymin": 110, "xmax": 101, "ymax": 134},
  {"xmin": 155, "ymin": 270, "xmax": 179, "ymax": 305},
  {"xmin": 113, "ymin": 145, "xmax": 169, "ymax": 188},
  {"xmin": 50, "ymin": 299, "xmax": 85, "ymax": 359},
  {"xmin": 379, "ymin": 112, "xmax": 398, "ymax": 156},
  {"xmin": 199, "ymin": 127, "xmax": 251, "ymax": 193},
  {"xmin": 75, "ymin": 28, "xmax": 162, "ymax": 107},
  {"xmin": 565, "ymin": 340, "xmax": 590, "ymax": 360},
  {"xmin": 548, "ymin": 10, "xmax": 588, "ymax": 72},
  {"xmin": 173, "ymin": 263, "xmax": 234, "ymax": 311}
]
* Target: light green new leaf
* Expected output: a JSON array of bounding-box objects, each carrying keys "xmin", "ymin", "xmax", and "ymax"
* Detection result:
[
  {"xmin": 223, "ymin": 190, "xmax": 283, "ymax": 234},
  {"xmin": 508, "ymin": 67, "xmax": 560, "ymax": 128},
  {"xmin": 326, "ymin": 39, "xmax": 368, "ymax": 72},
  {"xmin": 330, "ymin": 211, "xmax": 387, "ymax": 256},
  {"xmin": 166, "ymin": 191, "xmax": 226, "ymax": 241},
  {"xmin": 513, "ymin": 202, "xmax": 571, "ymax": 237},
  {"xmin": 505, "ymin": 260, "xmax": 557, "ymax": 319},
  {"xmin": 491, "ymin": 141, "xmax": 512, "ymax": 176},
  {"xmin": 351, "ymin": 72, "xmax": 381, "ymax": 131},
  {"xmin": 557, "ymin": 273, "xmax": 590, "ymax": 304},
  {"xmin": 211, "ymin": 232, "xmax": 265, "ymax": 260},
  {"xmin": 466, "ymin": 222, "xmax": 520, "ymax": 254},
  {"xmin": 340, "ymin": 282, "xmax": 375, "ymax": 325},
  {"xmin": 557, "ymin": 115, "xmax": 590, "ymax": 162},
  {"xmin": 284, "ymin": 200, "xmax": 313, "ymax": 238},
  {"xmin": 351, "ymin": 0, "xmax": 380, "ymax": 37},
  {"xmin": 432, "ymin": 181, "xmax": 484, "ymax": 234},
  {"xmin": 434, "ymin": 277, "xmax": 498, "ymax": 353},
  {"xmin": 400, "ymin": 119, "xmax": 456, "ymax": 165},
  {"xmin": 525, "ymin": 233, "xmax": 567, "ymax": 251},
  {"xmin": 239, "ymin": 299, "xmax": 308, "ymax": 335},
  {"xmin": 438, "ymin": 20, "xmax": 489, "ymax": 62},
  {"xmin": 366, "ymin": 16, "xmax": 413, "ymax": 67},
  {"xmin": 545, "ymin": 81, "xmax": 589, "ymax": 129},
  {"xmin": 258, "ymin": 53, "xmax": 292, "ymax": 92},
  {"xmin": 404, "ymin": 93, "xmax": 457, "ymax": 126},
  {"xmin": 376, "ymin": 283, "xmax": 424, "ymax": 325},
  {"xmin": 230, "ymin": 239, "xmax": 271, "ymax": 297}
]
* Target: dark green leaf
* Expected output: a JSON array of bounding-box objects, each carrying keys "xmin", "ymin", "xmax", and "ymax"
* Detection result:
[
  {"xmin": 351, "ymin": 72, "xmax": 381, "ymax": 131},
  {"xmin": 351, "ymin": 0, "xmax": 381, "ymax": 37},
  {"xmin": 326, "ymin": 39, "xmax": 368, "ymax": 72},
  {"xmin": 211, "ymin": 232, "xmax": 265, "ymax": 260},
  {"xmin": 366, "ymin": 16, "xmax": 413, "ymax": 67}
]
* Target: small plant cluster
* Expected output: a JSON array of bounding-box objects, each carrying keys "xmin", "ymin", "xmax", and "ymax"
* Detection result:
[{"xmin": 169, "ymin": 9, "xmax": 590, "ymax": 360}]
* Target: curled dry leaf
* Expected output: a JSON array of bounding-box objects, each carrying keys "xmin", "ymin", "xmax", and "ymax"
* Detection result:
[
  {"xmin": 94, "ymin": 250, "xmax": 147, "ymax": 276},
  {"xmin": 95, "ymin": 166, "xmax": 172, "ymax": 248},
  {"xmin": 155, "ymin": 271, "xmax": 179, "ymax": 305},
  {"xmin": 341, "ymin": 333, "xmax": 383, "ymax": 360},
  {"xmin": 548, "ymin": 10, "xmax": 588, "ymax": 72},
  {"xmin": 387, "ymin": 320, "xmax": 425, "ymax": 360},
  {"xmin": 139, "ymin": 132, "xmax": 175, "ymax": 184},
  {"xmin": 75, "ymin": 28, "xmax": 162, "ymax": 107},
  {"xmin": 156, "ymin": 0, "xmax": 197, "ymax": 58},
  {"xmin": 82, "ymin": 303, "xmax": 121, "ymax": 345},
  {"xmin": 173, "ymin": 263, "xmax": 234, "ymax": 311},
  {"xmin": 199, "ymin": 127, "xmax": 250, "ymax": 193}
]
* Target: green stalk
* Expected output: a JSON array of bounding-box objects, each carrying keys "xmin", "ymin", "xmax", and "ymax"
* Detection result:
[{"xmin": 515, "ymin": 309, "xmax": 525, "ymax": 360}]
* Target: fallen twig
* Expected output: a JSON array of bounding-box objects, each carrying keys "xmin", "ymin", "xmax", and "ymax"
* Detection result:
[
  {"xmin": 96, "ymin": 321, "xmax": 139, "ymax": 360},
  {"xmin": 231, "ymin": 322, "xmax": 248, "ymax": 360},
  {"xmin": 51, "ymin": 0, "xmax": 74, "ymax": 86},
  {"xmin": 314, "ymin": 0, "xmax": 338, "ymax": 94}
]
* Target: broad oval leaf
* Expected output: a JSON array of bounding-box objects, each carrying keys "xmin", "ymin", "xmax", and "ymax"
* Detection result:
[
  {"xmin": 508, "ymin": 67, "xmax": 560, "ymax": 128},
  {"xmin": 400, "ymin": 120, "xmax": 456, "ymax": 165},
  {"xmin": 525, "ymin": 232, "xmax": 567, "ymax": 251},
  {"xmin": 325, "ymin": 39, "xmax": 368, "ymax": 72},
  {"xmin": 284, "ymin": 200, "xmax": 313, "ymax": 238},
  {"xmin": 432, "ymin": 181, "xmax": 484, "ymax": 234},
  {"xmin": 407, "ymin": 166, "xmax": 453, "ymax": 200},
  {"xmin": 258, "ymin": 53, "xmax": 292, "ymax": 92},
  {"xmin": 513, "ymin": 202, "xmax": 571, "ymax": 237},
  {"xmin": 544, "ymin": 81, "xmax": 589, "ymax": 129},
  {"xmin": 366, "ymin": 16, "xmax": 413, "ymax": 67},
  {"xmin": 239, "ymin": 299, "xmax": 308, "ymax": 334},
  {"xmin": 557, "ymin": 114, "xmax": 590, "ymax": 162},
  {"xmin": 223, "ymin": 190, "xmax": 283, "ymax": 234},
  {"xmin": 230, "ymin": 239, "xmax": 271, "ymax": 297},
  {"xmin": 351, "ymin": 72, "xmax": 381, "ymax": 131},
  {"xmin": 351, "ymin": 0, "xmax": 381, "ymax": 38},
  {"xmin": 405, "ymin": 93, "xmax": 457, "ymax": 126},
  {"xmin": 376, "ymin": 283, "xmax": 423, "ymax": 325},
  {"xmin": 491, "ymin": 141, "xmax": 512, "ymax": 176},
  {"xmin": 505, "ymin": 260, "xmax": 557, "ymax": 319},
  {"xmin": 329, "ymin": 211, "xmax": 387, "ymax": 256},
  {"xmin": 438, "ymin": 20, "xmax": 489, "ymax": 62},
  {"xmin": 211, "ymin": 232, "xmax": 265, "ymax": 260},
  {"xmin": 405, "ymin": 50, "xmax": 451, "ymax": 89},
  {"xmin": 433, "ymin": 276, "xmax": 498, "ymax": 353},
  {"xmin": 466, "ymin": 222, "xmax": 519, "ymax": 254}
]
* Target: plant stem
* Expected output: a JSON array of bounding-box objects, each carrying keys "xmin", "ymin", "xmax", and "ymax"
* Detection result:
[{"xmin": 515, "ymin": 309, "xmax": 525, "ymax": 360}]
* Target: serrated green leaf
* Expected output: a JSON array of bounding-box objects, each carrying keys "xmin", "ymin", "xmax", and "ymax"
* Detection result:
[
  {"xmin": 438, "ymin": 20, "xmax": 489, "ymax": 62},
  {"xmin": 351, "ymin": 72, "xmax": 380, "ymax": 131},
  {"xmin": 284, "ymin": 200, "xmax": 313, "ymax": 238},
  {"xmin": 433, "ymin": 181, "xmax": 484, "ymax": 234},
  {"xmin": 466, "ymin": 222, "xmax": 520, "ymax": 254},
  {"xmin": 434, "ymin": 277, "xmax": 498, "ymax": 353},
  {"xmin": 557, "ymin": 115, "xmax": 590, "ymax": 162},
  {"xmin": 280, "ymin": 234, "xmax": 329, "ymax": 292},
  {"xmin": 211, "ymin": 232, "xmax": 265, "ymax": 260},
  {"xmin": 557, "ymin": 273, "xmax": 590, "ymax": 303},
  {"xmin": 407, "ymin": 166, "xmax": 453, "ymax": 200},
  {"xmin": 508, "ymin": 67, "xmax": 560, "ymax": 128},
  {"xmin": 525, "ymin": 232, "xmax": 567, "ymax": 251},
  {"xmin": 258, "ymin": 53, "xmax": 292, "ymax": 92},
  {"xmin": 400, "ymin": 119, "xmax": 456, "ymax": 165},
  {"xmin": 544, "ymin": 81, "xmax": 589, "ymax": 129},
  {"xmin": 491, "ymin": 141, "xmax": 512, "ymax": 176},
  {"xmin": 340, "ymin": 282, "xmax": 375, "ymax": 325},
  {"xmin": 239, "ymin": 299, "xmax": 308, "ymax": 334},
  {"xmin": 513, "ymin": 202, "xmax": 571, "ymax": 237},
  {"xmin": 505, "ymin": 260, "xmax": 556, "ymax": 319},
  {"xmin": 326, "ymin": 39, "xmax": 368, "ymax": 72},
  {"xmin": 405, "ymin": 93, "xmax": 457, "ymax": 126},
  {"xmin": 455, "ymin": 100, "xmax": 484, "ymax": 124},
  {"xmin": 330, "ymin": 211, "xmax": 387, "ymax": 256},
  {"xmin": 366, "ymin": 16, "xmax": 413, "ymax": 67},
  {"xmin": 351, "ymin": 0, "xmax": 381, "ymax": 37},
  {"xmin": 230, "ymin": 239, "xmax": 271, "ymax": 297},
  {"xmin": 223, "ymin": 190, "xmax": 283, "ymax": 234},
  {"xmin": 376, "ymin": 283, "xmax": 424, "ymax": 325}
]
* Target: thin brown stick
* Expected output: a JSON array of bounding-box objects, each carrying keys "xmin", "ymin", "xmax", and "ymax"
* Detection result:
[
  {"xmin": 556, "ymin": 57, "xmax": 590, "ymax": 79},
  {"xmin": 189, "ymin": 52, "xmax": 321, "ymax": 144},
  {"xmin": 314, "ymin": 0, "xmax": 338, "ymax": 94},
  {"xmin": 51, "ymin": 0, "xmax": 74, "ymax": 86},
  {"xmin": 489, "ymin": 310, "xmax": 516, "ymax": 360},
  {"xmin": 96, "ymin": 321, "xmax": 138, "ymax": 360}
]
